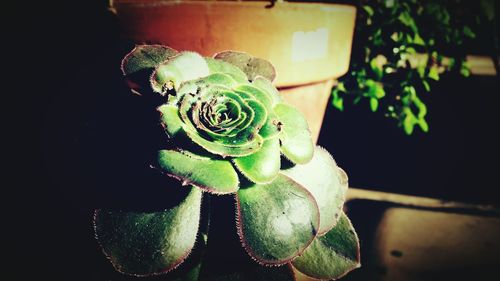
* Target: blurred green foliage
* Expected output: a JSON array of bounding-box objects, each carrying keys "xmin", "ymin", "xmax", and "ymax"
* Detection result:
[{"xmin": 332, "ymin": 0, "xmax": 496, "ymax": 134}]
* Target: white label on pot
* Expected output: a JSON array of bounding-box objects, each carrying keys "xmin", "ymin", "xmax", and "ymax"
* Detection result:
[{"xmin": 291, "ymin": 27, "xmax": 329, "ymax": 62}]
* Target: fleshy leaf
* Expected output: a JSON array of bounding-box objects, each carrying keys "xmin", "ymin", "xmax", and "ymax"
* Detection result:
[
  {"xmin": 196, "ymin": 73, "xmax": 239, "ymax": 89},
  {"xmin": 236, "ymin": 174, "xmax": 320, "ymax": 265},
  {"xmin": 274, "ymin": 103, "xmax": 314, "ymax": 164},
  {"xmin": 235, "ymin": 84, "xmax": 273, "ymax": 112},
  {"xmin": 234, "ymin": 99, "xmax": 268, "ymax": 141},
  {"xmin": 252, "ymin": 76, "xmax": 283, "ymax": 105},
  {"xmin": 175, "ymin": 79, "xmax": 233, "ymax": 105},
  {"xmin": 214, "ymin": 51, "xmax": 276, "ymax": 82},
  {"xmin": 259, "ymin": 111, "xmax": 281, "ymax": 139},
  {"xmin": 183, "ymin": 123, "xmax": 264, "ymax": 158},
  {"xmin": 205, "ymin": 57, "xmax": 249, "ymax": 83},
  {"xmin": 157, "ymin": 150, "xmax": 239, "ymax": 194},
  {"xmin": 233, "ymin": 137, "xmax": 280, "ymax": 184},
  {"xmin": 151, "ymin": 52, "xmax": 210, "ymax": 94},
  {"xmin": 121, "ymin": 45, "xmax": 178, "ymax": 75},
  {"xmin": 158, "ymin": 104, "xmax": 183, "ymax": 138},
  {"xmin": 176, "ymin": 86, "xmax": 266, "ymax": 155},
  {"xmin": 94, "ymin": 187, "xmax": 202, "ymax": 276},
  {"xmin": 282, "ymin": 146, "xmax": 348, "ymax": 235},
  {"xmin": 291, "ymin": 267, "xmax": 318, "ymax": 281},
  {"xmin": 292, "ymin": 212, "xmax": 361, "ymax": 280}
]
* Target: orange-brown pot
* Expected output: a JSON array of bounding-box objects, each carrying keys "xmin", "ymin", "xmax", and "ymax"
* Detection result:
[{"xmin": 111, "ymin": 0, "xmax": 356, "ymax": 142}]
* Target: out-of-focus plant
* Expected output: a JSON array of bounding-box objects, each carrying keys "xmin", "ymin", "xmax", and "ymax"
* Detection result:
[
  {"xmin": 93, "ymin": 45, "xmax": 360, "ymax": 280},
  {"xmin": 332, "ymin": 0, "xmax": 494, "ymax": 134}
]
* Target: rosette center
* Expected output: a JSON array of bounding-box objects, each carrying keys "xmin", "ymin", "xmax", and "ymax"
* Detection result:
[{"xmin": 190, "ymin": 92, "xmax": 252, "ymax": 141}]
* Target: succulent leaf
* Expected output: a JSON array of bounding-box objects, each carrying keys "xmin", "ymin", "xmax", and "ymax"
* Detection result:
[
  {"xmin": 158, "ymin": 104, "xmax": 184, "ymax": 138},
  {"xmin": 157, "ymin": 150, "xmax": 239, "ymax": 194},
  {"xmin": 100, "ymin": 45, "xmax": 359, "ymax": 280},
  {"xmin": 252, "ymin": 76, "xmax": 283, "ymax": 106},
  {"xmin": 151, "ymin": 52, "xmax": 210, "ymax": 94},
  {"xmin": 259, "ymin": 111, "xmax": 281, "ymax": 139},
  {"xmin": 94, "ymin": 187, "xmax": 202, "ymax": 276},
  {"xmin": 214, "ymin": 51, "xmax": 276, "ymax": 82},
  {"xmin": 234, "ymin": 84, "xmax": 274, "ymax": 112},
  {"xmin": 121, "ymin": 44, "xmax": 179, "ymax": 75},
  {"xmin": 233, "ymin": 137, "xmax": 281, "ymax": 184},
  {"xmin": 236, "ymin": 174, "xmax": 320, "ymax": 265},
  {"xmin": 175, "ymin": 85, "xmax": 267, "ymax": 157},
  {"xmin": 291, "ymin": 212, "xmax": 361, "ymax": 280},
  {"xmin": 205, "ymin": 57, "xmax": 249, "ymax": 83},
  {"xmin": 183, "ymin": 125, "xmax": 264, "ymax": 158},
  {"xmin": 282, "ymin": 146, "xmax": 348, "ymax": 235},
  {"xmin": 274, "ymin": 103, "xmax": 314, "ymax": 164},
  {"xmin": 196, "ymin": 73, "xmax": 240, "ymax": 89}
]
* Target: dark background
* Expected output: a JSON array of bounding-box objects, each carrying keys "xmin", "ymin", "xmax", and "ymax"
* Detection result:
[{"xmin": 7, "ymin": 0, "xmax": 500, "ymax": 280}]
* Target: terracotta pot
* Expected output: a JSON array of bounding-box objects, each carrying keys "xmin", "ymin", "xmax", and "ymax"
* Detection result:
[{"xmin": 111, "ymin": 0, "xmax": 356, "ymax": 142}]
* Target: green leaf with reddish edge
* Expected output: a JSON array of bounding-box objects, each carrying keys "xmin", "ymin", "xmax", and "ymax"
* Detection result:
[
  {"xmin": 259, "ymin": 111, "xmax": 281, "ymax": 139},
  {"xmin": 214, "ymin": 51, "xmax": 276, "ymax": 82},
  {"xmin": 233, "ymin": 137, "xmax": 280, "ymax": 184},
  {"xmin": 177, "ymin": 89, "xmax": 265, "ymax": 157},
  {"xmin": 198, "ymin": 73, "xmax": 239, "ymax": 89},
  {"xmin": 234, "ymin": 99, "xmax": 268, "ymax": 141},
  {"xmin": 157, "ymin": 150, "xmax": 239, "ymax": 194},
  {"xmin": 236, "ymin": 174, "xmax": 320, "ymax": 265},
  {"xmin": 282, "ymin": 146, "xmax": 348, "ymax": 235},
  {"xmin": 183, "ymin": 124, "xmax": 264, "ymax": 157},
  {"xmin": 175, "ymin": 80, "xmax": 233, "ymax": 106},
  {"xmin": 205, "ymin": 57, "xmax": 249, "ymax": 83},
  {"xmin": 234, "ymin": 84, "xmax": 274, "ymax": 113},
  {"xmin": 177, "ymin": 73, "xmax": 239, "ymax": 97},
  {"xmin": 292, "ymin": 212, "xmax": 361, "ymax": 280},
  {"xmin": 151, "ymin": 52, "xmax": 210, "ymax": 94},
  {"xmin": 291, "ymin": 267, "xmax": 317, "ymax": 281},
  {"xmin": 158, "ymin": 104, "xmax": 183, "ymax": 138},
  {"xmin": 252, "ymin": 76, "xmax": 283, "ymax": 105},
  {"xmin": 274, "ymin": 103, "xmax": 313, "ymax": 164},
  {"xmin": 178, "ymin": 88, "xmax": 253, "ymax": 140},
  {"xmin": 121, "ymin": 45, "xmax": 178, "ymax": 75},
  {"xmin": 94, "ymin": 187, "xmax": 202, "ymax": 277}
]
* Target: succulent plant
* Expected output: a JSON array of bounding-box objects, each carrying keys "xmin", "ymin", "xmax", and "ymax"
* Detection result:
[{"xmin": 94, "ymin": 45, "xmax": 360, "ymax": 280}]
